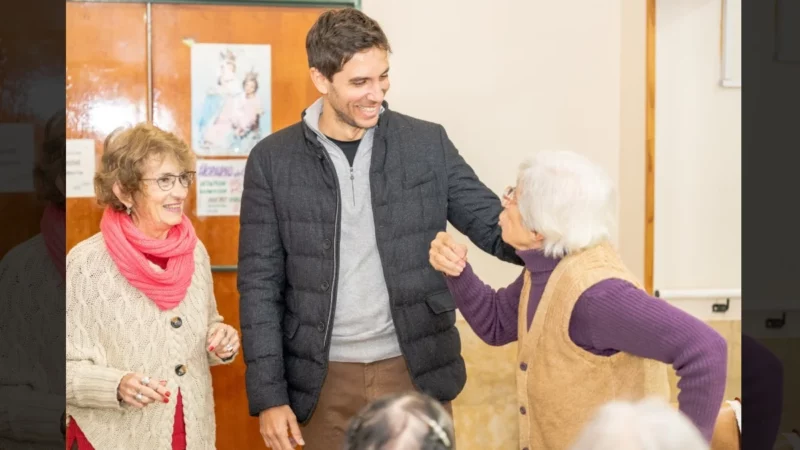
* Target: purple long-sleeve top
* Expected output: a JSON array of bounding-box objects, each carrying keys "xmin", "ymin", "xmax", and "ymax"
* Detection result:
[{"xmin": 445, "ymin": 248, "xmax": 728, "ymax": 442}]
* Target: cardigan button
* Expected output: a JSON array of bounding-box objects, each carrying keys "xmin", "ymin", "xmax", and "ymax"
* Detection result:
[
  {"xmin": 519, "ymin": 406, "xmax": 527, "ymax": 415},
  {"xmin": 519, "ymin": 362, "xmax": 527, "ymax": 371},
  {"xmin": 317, "ymin": 322, "xmax": 326, "ymax": 332},
  {"xmin": 323, "ymin": 239, "xmax": 332, "ymax": 250},
  {"xmin": 175, "ymin": 364, "xmax": 187, "ymax": 376},
  {"xmin": 321, "ymin": 281, "xmax": 330, "ymax": 291},
  {"xmin": 170, "ymin": 317, "xmax": 183, "ymax": 328}
]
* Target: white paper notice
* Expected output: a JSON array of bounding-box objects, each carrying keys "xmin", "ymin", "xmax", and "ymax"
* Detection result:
[
  {"xmin": 66, "ymin": 139, "xmax": 96, "ymax": 198},
  {"xmin": 0, "ymin": 123, "xmax": 35, "ymax": 193},
  {"xmin": 196, "ymin": 159, "xmax": 247, "ymax": 216}
]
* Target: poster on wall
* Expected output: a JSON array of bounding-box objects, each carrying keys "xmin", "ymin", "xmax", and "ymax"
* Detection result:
[
  {"xmin": 196, "ymin": 159, "xmax": 247, "ymax": 217},
  {"xmin": 0, "ymin": 124, "xmax": 34, "ymax": 193},
  {"xmin": 65, "ymin": 139, "xmax": 96, "ymax": 198},
  {"xmin": 191, "ymin": 43, "xmax": 272, "ymax": 157}
]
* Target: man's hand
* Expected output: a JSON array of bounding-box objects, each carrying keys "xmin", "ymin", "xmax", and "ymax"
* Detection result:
[
  {"xmin": 429, "ymin": 231, "xmax": 468, "ymax": 277},
  {"xmin": 259, "ymin": 405, "xmax": 304, "ymax": 449}
]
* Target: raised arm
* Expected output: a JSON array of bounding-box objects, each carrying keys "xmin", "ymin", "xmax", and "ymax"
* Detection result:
[
  {"xmin": 447, "ymin": 265, "xmax": 524, "ymax": 346},
  {"xmin": 237, "ymin": 147, "xmax": 289, "ymax": 416},
  {"xmin": 429, "ymin": 232, "xmax": 523, "ymax": 346},
  {"xmin": 439, "ymin": 126, "xmax": 522, "ymax": 266}
]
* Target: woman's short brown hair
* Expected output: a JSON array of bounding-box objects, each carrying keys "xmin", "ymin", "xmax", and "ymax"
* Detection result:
[{"xmin": 94, "ymin": 123, "xmax": 195, "ymax": 211}]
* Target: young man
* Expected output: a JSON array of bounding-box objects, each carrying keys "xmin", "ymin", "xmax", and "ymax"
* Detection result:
[{"xmin": 237, "ymin": 8, "xmax": 519, "ymax": 450}]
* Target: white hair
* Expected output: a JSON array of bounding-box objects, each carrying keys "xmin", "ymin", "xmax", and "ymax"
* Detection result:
[
  {"xmin": 516, "ymin": 150, "xmax": 615, "ymax": 258},
  {"xmin": 570, "ymin": 398, "xmax": 709, "ymax": 450}
]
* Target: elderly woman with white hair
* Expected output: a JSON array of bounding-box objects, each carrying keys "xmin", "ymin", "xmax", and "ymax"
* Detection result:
[
  {"xmin": 429, "ymin": 150, "xmax": 728, "ymax": 449},
  {"xmin": 570, "ymin": 398, "xmax": 709, "ymax": 450}
]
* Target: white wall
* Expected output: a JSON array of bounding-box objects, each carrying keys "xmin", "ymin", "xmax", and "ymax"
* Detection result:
[
  {"xmin": 654, "ymin": 0, "xmax": 741, "ymax": 294},
  {"xmin": 362, "ymin": 0, "xmax": 647, "ymax": 287}
]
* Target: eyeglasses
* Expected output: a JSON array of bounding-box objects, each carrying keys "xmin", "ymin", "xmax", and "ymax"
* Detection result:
[
  {"xmin": 141, "ymin": 171, "xmax": 196, "ymax": 191},
  {"xmin": 502, "ymin": 186, "xmax": 517, "ymax": 206}
]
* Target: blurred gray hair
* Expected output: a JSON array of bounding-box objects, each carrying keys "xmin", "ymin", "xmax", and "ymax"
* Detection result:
[
  {"xmin": 570, "ymin": 398, "xmax": 709, "ymax": 450},
  {"xmin": 516, "ymin": 150, "xmax": 615, "ymax": 258},
  {"xmin": 343, "ymin": 391, "xmax": 454, "ymax": 450}
]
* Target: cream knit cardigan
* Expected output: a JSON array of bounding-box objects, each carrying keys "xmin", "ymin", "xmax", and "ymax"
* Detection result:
[{"xmin": 66, "ymin": 232, "xmax": 235, "ymax": 449}]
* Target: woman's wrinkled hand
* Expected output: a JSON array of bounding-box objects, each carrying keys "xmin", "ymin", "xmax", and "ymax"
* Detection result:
[
  {"xmin": 117, "ymin": 373, "xmax": 170, "ymax": 408},
  {"xmin": 429, "ymin": 231, "xmax": 468, "ymax": 277},
  {"xmin": 207, "ymin": 323, "xmax": 240, "ymax": 360}
]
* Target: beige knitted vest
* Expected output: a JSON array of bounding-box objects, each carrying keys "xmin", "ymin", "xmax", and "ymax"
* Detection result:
[
  {"xmin": 66, "ymin": 233, "xmax": 233, "ymax": 449},
  {"xmin": 515, "ymin": 241, "xmax": 670, "ymax": 450}
]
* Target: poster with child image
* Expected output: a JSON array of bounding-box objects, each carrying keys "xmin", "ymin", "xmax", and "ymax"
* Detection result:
[{"xmin": 191, "ymin": 43, "xmax": 271, "ymax": 156}]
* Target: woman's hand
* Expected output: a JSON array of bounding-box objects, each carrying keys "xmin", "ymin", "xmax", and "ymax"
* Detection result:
[
  {"xmin": 429, "ymin": 231, "xmax": 468, "ymax": 277},
  {"xmin": 207, "ymin": 323, "xmax": 240, "ymax": 360},
  {"xmin": 117, "ymin": 373, "xmax": 170, "ymax": 408}
]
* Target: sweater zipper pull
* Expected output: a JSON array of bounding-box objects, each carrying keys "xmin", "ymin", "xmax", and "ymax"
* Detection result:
[{"xmin": 350, "ymin": 167, "xmax": 355, "ymax": 206}]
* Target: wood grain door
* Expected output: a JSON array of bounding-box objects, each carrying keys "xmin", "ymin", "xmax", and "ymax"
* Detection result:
[
  {"xmin": 67, "ymin": 2, "xmax": 332, "ymax": 448},
  {"xmin": 66, "ymin": 2, "xmax": 149, "ymax": 250},
  {"xmin": 150, "ymin": 4, "xmax": 327, "ymax": 448}
]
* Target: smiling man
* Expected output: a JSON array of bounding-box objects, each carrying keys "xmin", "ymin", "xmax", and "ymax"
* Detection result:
[{"xmin": 237, "ymin": 8, "xmax": 520, "ymax": 450}]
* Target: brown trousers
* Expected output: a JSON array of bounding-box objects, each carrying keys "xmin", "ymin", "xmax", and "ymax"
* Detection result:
[{"xmin": 299, "ymin": 355, "xmax": 452, "ymax": 450}]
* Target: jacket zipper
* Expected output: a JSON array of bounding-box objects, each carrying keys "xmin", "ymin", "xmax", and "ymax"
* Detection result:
[
  {"xmin": 321, "ymin": 150, "xmax": 340, "ymax": 350},
  {"xmin": 350, "ymin": 167, "xmax": 355, "ymax": 206}
]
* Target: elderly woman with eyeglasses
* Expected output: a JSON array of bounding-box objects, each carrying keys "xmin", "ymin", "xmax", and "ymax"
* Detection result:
[
  {"xmin": 429, "ymin": 150, "xmax": 728, "ymax": 449},
  {"xmin": 65, "ymin": 123, "xmax": 239, "ymax": 450}
]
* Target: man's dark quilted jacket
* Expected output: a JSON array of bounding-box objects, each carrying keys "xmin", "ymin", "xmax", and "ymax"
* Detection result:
[{"xmin": 237, "ymin": 103, "xmax": 520, "ymax": 422}]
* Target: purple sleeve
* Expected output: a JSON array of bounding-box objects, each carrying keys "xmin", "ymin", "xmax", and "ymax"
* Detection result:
[
  {"xmin": 572, "ymin": 279, "xmax": 728, "ymax": 442},
  {"xmin": 444, "ymin": 263, "xmax": 523, "ymax": 346}
]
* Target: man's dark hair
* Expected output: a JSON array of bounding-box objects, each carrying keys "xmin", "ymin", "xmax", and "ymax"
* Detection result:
[
  {"xmin": 306, "ymin": 8, "xmax": 391, "ymax": 80},
  {"xmin": 342, "ymin": 391, "xmax": 455, "ymax": 450}
]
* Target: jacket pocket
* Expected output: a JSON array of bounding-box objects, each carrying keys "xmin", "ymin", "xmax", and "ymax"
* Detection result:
[
  {"xmin": 283, "ymin": 313, "xmax": 300, "ymax": 339},
  {"xmin": 403, "ymin": 169, "xmax": 435, "ymax": 190},
  {"xmin": 426, "ymin": 289, "xmax": 456, "ymax": 314}
]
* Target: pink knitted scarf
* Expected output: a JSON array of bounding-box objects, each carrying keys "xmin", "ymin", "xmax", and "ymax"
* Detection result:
[{"xmin": 100, "ymin": 207, "xmax": 198, "ymax": 310}]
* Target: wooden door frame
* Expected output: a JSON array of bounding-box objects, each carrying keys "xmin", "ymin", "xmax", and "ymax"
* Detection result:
[
  {"xmin": 66, "ymin": 0, "xmax": 358, "ymax": 7},
  {"xmin": 645, "ymin": 0, "xmax": 656, "ymax": 294}
]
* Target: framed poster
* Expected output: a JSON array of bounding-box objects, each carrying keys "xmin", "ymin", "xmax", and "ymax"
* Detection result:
[{"xmin": 191, "ymin": 43, "xmax": 272, "ymax": 156}]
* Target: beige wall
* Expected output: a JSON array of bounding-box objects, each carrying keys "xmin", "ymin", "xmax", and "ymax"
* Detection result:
[
  {"xmin": 653, "ymin": 0, "xmax": 742, "ymax": 293},
  {"xmin": 362, "ymin": 0, "xmax": 649, "ymax": 289},
  {"xmin": 361, "ymin": 2, "xmax": 654, "ymax": 448},
  {"xmin": 361, "ymin": 2, "xmax": 742, "ymax": 448}
]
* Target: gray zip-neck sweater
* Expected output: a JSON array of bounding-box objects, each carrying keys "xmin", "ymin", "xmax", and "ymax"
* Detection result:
[{"xmin": 302, "ymin": 98, "xmax": 402, "ymax": 363}]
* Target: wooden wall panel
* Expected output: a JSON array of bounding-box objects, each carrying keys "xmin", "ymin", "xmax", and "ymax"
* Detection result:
[
  {"xmin": 645, "ymin": 0, "xmax": 656, "ymax": 294},
  {"xmin": 150, "ymin": 4, "xmax": 328, "ymax": 448},
  {"xmin": 66, "ymin": 2, "xmax": 148, "ymax": 251},
  {"xmin": 67, "ymin": 2, "xmax": 330, "ymax": 448}
]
